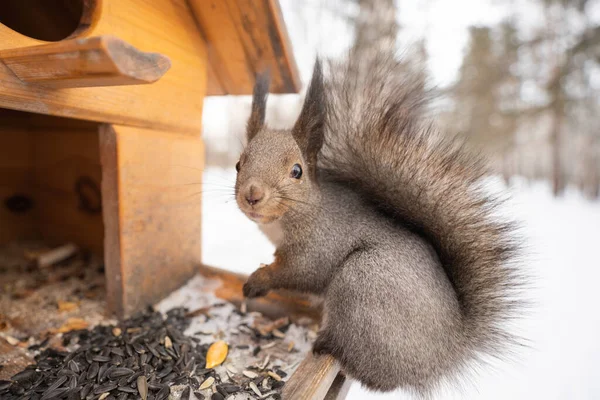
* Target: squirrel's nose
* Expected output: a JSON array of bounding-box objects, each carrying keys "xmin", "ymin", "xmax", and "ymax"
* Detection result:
[{"xmin": 245, "ymin": 185, "xmax": 264, "ymax": 206}]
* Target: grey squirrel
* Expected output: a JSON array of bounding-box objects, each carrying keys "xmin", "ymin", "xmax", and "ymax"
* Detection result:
[{"xmin": 234, "ymin": 55, "xmax": 522, "ymax": 395}]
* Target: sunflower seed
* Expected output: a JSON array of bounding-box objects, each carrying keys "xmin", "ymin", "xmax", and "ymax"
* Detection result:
[
  {"xmin": 156, "ymin": 385, "xmax": 170, "ymax": 400},
  {"xmin": 211, "ymin": 393, "xmax": 224, "ymax": 400},
  {"xmin": 108, "ymin": 368, "xmax": 134, "ymax": 380},
  {"xmin": 118, "ymin": 386, "xmax": 137, "ymax": 393},
  {"xmin": 40, "ymin": 387, "xmax": 69, "ymax": 400},
  {"xmin": 136, "ymin": 375, "xmax": 148, "ymax": 400},
  {"xmin": 87, "ymin": 362, "xmax": 100, "ymax": 379},
  {"xmin": 11, "ymin": 369, "xmax": 36, "ymax": 382},
  {"xmin": 94, "ymin": 382, "xmax": 117, "ymax": 394},
  {"xmin": 92, "ymin": 355, "xmax": 112, "ymax": 362},
  {"xmin": 271, "ymin": 381, "xmax": 285, "ymax": 389},
  {"xmin": 132, "ymin": 343, "xmax": 145, "ymax": 354}
]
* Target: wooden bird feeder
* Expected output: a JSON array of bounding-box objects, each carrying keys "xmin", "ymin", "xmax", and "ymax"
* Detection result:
[{"xmin": 0, "ymin": 0, "xmax": 347, "ymax": 397}]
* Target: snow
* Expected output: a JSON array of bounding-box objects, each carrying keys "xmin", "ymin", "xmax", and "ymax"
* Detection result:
[{"xmin": 202, "ymin": 168, "xmax": 600, "ymax": 399}]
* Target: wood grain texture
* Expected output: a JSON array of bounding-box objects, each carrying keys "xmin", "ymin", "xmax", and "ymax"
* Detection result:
[
  {"xmin": 324, "ymin": 374, "xmax": 352, "ymax": 400},
  {"xmin": 32, "ymin": 127, "xmax": 104, "ymax": 254},
  {"xmin": 100, "ymin": 124, "xmax": 204, "ymax": 317},
  {"xmin": 0, "ymin": 126, "xmax": 36, "ymax": 244},
  {"xmin": 188, "ymin": 0, "xmax": 301, "ymax": 95},
  {"xmin": 0, "ymin": 0, "xmax": 206, "ymax": 133},
  {"xmin": 0, "ymin": 35, "xmax": 171, "ymax": 88},
  {"xmin": 282, "ymin": 353, "xmax": 341, "ymax": 400}
]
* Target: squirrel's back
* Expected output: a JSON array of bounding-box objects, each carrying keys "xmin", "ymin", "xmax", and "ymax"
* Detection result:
[{"xmin": 319, "ymin": 53, "xmax": 523, "ymax": 390}]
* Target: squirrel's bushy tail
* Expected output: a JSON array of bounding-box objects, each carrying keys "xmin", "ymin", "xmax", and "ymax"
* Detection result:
[{"xmin": 320, "ymin": 54, "xmax": 522, "ymax": 370}]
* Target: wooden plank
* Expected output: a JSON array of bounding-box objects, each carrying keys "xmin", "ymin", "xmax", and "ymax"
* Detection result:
[
  {"xmin": 0, "ymin": 127, "xmax": 36, "ymax": 244},
  {"xmin": 99, "ymin": 124, "xmax": 204, "ymax": 317},
  {"xmin": 324, "ymin": 374, "xmax": 352, "ymax": 400},
  {"xmin": 31, "ymin": 127, "xmax": 104, "ymax": 254},
  {"xmin": 0, "ymin": 0, "xmax": 206, "ymax": 133},
  {"xmin": 188, "ymin": 0, "xmax": 301, "ymax": 95},
  {"xmin": 283, "ymin": 353, "xmax": 341, "ymax": 400},
  {"xmin": 0, "ymin": 35, "xmax": 171, "ymax": 88}
]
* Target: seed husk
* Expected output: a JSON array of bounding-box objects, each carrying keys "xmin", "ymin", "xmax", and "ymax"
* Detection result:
[
  {"xmin": 164, "ymin": 336, "xmax": 173, "ymax": 349},
  {"xmin": 249, "ymin": 381, "xmax": 262, "ymax": 397},
  {"xmin": 199, "ymin": 376, "xmax": 214, "ymax": 390},
  {"xmin": 243, "ymin": 370, "xmax": 258, "ymax": 379},
  {"xmin": 268, "ymin": 371, "xmax": 282, "ymax": 381},
  {"xmin": 136, "ymin": 375, "xmax": 148, "ymax": 400},
  {"xmin": 225, "ymin": 365, "xmax": 238, "ymax": 374},
  {"xmin": 272, "ymin": 329, "xmax": 286, "ymax": 339},
  {"xmin": 98, "ymin": 393, "xmax": 110, "ymax": 400}
]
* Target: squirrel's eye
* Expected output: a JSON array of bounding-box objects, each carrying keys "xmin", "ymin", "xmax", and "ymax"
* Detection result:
[
  {"xmin": 290, "ymin": 164, "xmax": 302, "ymax": 179},
  {"xmin": 235, "ymin": 161, "xmax": 240, "ymax": 172}
]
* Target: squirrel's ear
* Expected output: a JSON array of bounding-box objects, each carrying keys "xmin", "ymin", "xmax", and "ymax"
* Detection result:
[
  {"xmin": 293, "ymin": 58, "xmax": 326, "ymax": 178},
  {"xmin": 247, "ymin": 71, "xmax": 270, "ymax": 142}
]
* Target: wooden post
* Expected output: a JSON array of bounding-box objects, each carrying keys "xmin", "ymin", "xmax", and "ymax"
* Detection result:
[{"xmin": 99, "ymin": 125, "xmax": 204, "ymax": 317}]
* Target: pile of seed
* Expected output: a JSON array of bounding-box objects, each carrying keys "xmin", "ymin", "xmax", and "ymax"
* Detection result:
[{"xmin": 0, "ymin": 307, "xmax": 285, "ymax": 400}]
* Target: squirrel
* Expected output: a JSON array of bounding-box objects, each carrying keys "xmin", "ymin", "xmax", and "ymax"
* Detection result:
[{"xmin": 234, "ymin": 55, "xmax": 522, "ymax": 395}]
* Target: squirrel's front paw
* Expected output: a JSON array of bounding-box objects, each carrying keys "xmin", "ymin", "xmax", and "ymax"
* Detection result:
[{"xmin": 243, "ymin": 270, "xmax": 271, "ymax": 298}]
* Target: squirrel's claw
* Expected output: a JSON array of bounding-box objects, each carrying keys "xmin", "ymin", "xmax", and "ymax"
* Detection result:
[
  {"xmin": 312, "ymin": 331, "xmax": 336, "ymax": 356},
  {"xmin": 242, "ymin": 280, "xmax": 269, "ymax": 298}
]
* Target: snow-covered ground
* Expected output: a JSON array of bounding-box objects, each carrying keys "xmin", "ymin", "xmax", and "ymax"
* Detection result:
[{"xmin": 202, "ymin": 168, "xmax": 600, "ymax": 399}]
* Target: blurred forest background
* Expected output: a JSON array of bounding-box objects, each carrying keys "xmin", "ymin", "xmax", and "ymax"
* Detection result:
[{"xmin": 202, "ymin": 0, "xmax": 600, "ymax": 199}]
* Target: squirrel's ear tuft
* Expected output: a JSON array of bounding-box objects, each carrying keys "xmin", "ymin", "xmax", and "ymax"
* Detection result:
[
  {"xmin": 247, "ymin": 71, "xmax": 270, "ymax": 142},
  {"xmin": 293, "ymin": 58, "xmax": 326, "ymax": 178}
]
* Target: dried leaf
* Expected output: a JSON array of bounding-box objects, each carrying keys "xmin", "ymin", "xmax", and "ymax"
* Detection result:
[
  {"xmin": 57, "ymin": 300, "xmax": 78, "ymax": 312},
  {"xmin": 205, "ymin": 340, "xmax": 228, "ymax": 369},
  {"xmin": 54, "ymin": 318, "xmax": 88, "ymax": 333}
]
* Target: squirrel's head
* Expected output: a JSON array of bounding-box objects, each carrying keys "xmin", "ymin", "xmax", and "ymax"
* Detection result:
[{"xmin": 235, "ymin": 60, "xmax": 326, "ymax": 224}]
